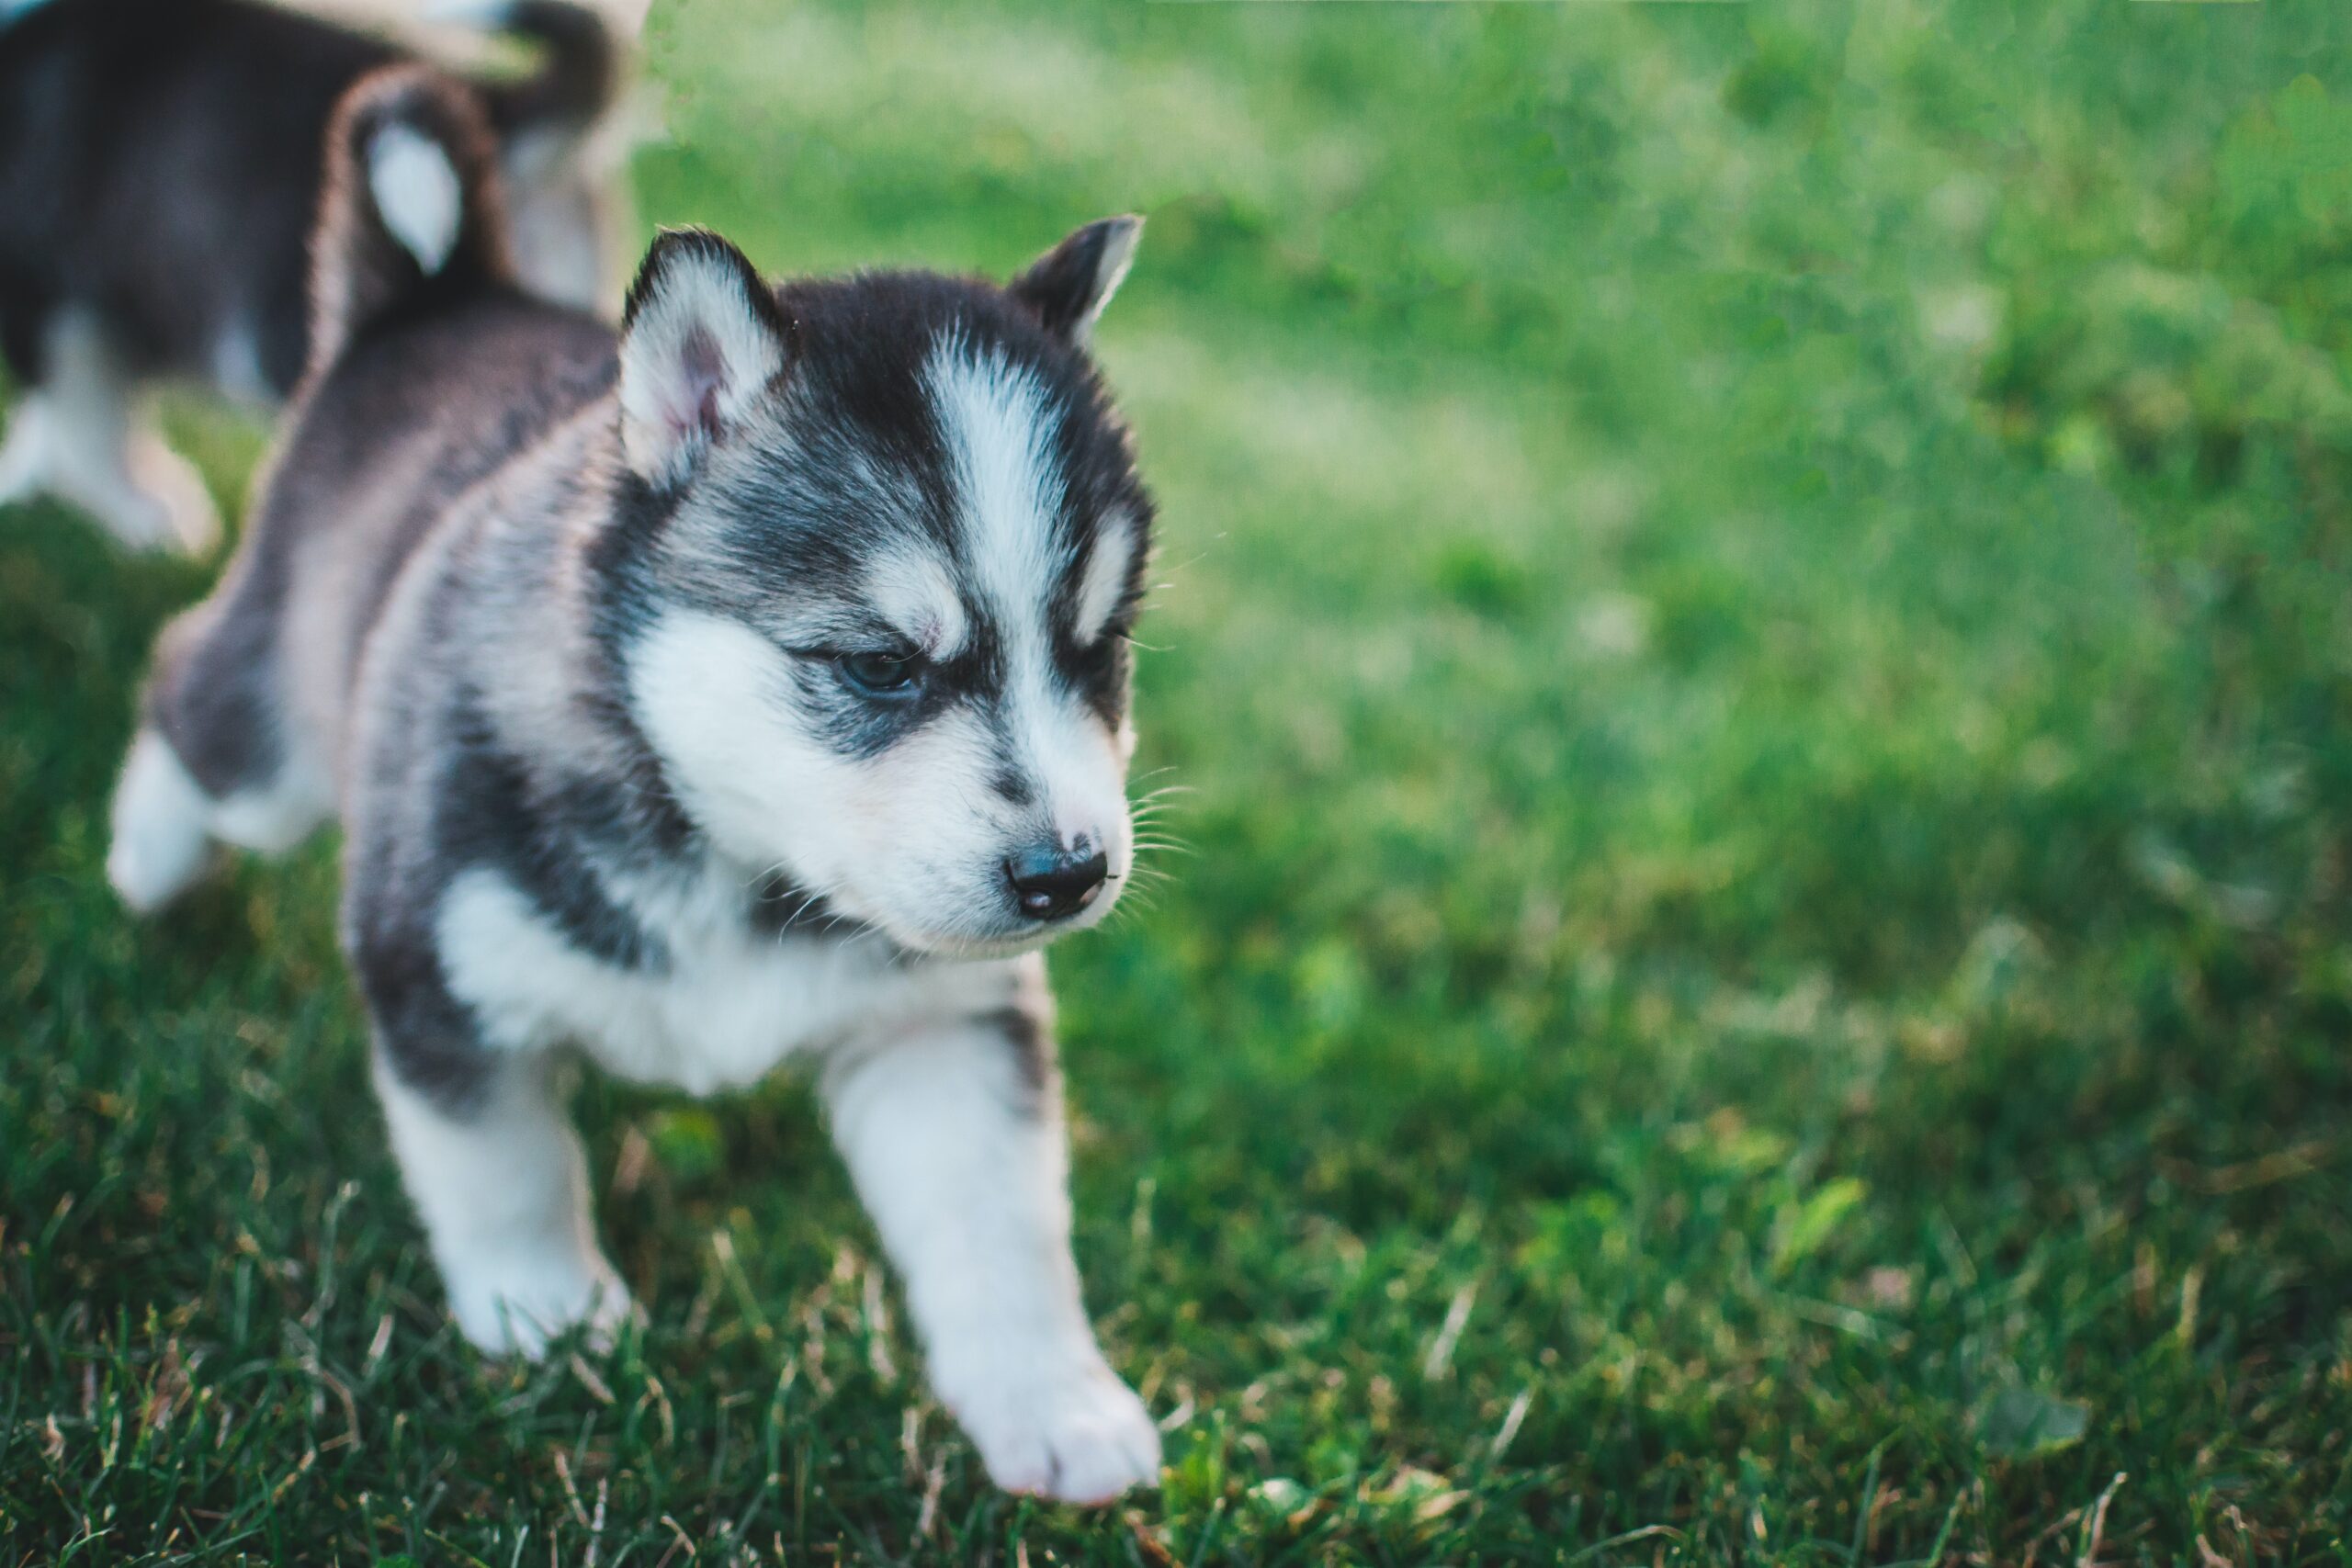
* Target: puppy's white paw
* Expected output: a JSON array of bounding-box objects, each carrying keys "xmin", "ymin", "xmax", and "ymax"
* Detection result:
[
  {"xmin": 445, "ymin": 1251, "xmax": 635, "ymax": 1360},
  {"xmin": 945, "ymin": 1352, "xmax": 1161, "ymax": 1505},
  {"xmin": 107, "ymin": 730, "xmax": 215, "ymax": 913}
]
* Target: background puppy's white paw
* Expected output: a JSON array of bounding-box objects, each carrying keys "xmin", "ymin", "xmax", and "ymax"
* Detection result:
[
  {"xmin": 445, "ymin": 1251, "xmax": 635, "ymax": 1360},
  {"xmin": 0, "ymin": 401, "xmax": 56, "ymax": 506},
  {"xmin": 946, "ymin": 1352, "xmax": 1161, "ymax": 1505},
  {"xmin": 123, "ymin": 434, "xmax": 222, "ymax": 556}
]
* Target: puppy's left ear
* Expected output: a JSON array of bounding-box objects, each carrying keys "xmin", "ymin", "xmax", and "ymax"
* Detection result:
[
  {"xmin": 1009, "ymin": 216, "xmax": 1142, "ymax": 346},
  {"xmin": 619, "ymin": 228, "xmax": 787, "ymax": 489}
]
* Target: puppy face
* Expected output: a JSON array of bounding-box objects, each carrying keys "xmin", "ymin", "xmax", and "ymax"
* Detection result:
[{"xmin": 610, "ymin": 223, "xmax": 1153, "ymax": 957}]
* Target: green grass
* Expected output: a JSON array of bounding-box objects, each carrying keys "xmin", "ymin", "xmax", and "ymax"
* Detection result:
[{"xmin": 6, "ymin": 0, "xmax": 2352, "ymax": 1559}]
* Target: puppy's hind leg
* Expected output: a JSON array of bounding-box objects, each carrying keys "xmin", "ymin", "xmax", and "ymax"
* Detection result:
[
  {"xmin": 107, "ymin": 728, "xmax": 221, "ymax": 912},
  {"xmin": 105, "ymin": 716, "xmax": 325, "ymax": 912},
  {"xmin": 109, "ymin": 591, "xmax": 331, "ymax": 911}
]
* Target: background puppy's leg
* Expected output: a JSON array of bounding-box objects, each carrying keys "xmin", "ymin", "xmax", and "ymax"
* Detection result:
[
  {"xmin": 0, "ymin": 390, "xmax": 58, "ymax": 507},
  {"xmin": 822, "ymin": 1003, "xmax": 1161, "ymax": 1505},
  {"xmin": 374, "ymin": 1047, "xmax": 631, "ymax": 1359},
  {"xmin": 119, "ymin": 421, "xmax": 224, "ymax": 556},
  {"xmin": 14, "ymin": 310, "xmax": 218, "ymax": 553},
  {"xmin": 0, "ymin": 289, "xmax": 59, "ymax": 505},
  {"xmin": 107, "ymin": 718, "xmax": 328, "ymax": 911},
  {"xmin": 109, "ymin": 587, "xmax": 330, "ymax": 910}
]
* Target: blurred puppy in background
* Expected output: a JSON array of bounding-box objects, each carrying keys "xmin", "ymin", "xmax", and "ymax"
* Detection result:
[
  {"xmin": 0, "ymin": 0, "xmax": 628, "ymax": 552},
  {"xmin": 108, "ymin": 57, "xmax": 1165, "ymax": 1503}
]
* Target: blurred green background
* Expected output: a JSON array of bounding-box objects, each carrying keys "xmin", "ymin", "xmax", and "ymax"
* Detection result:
[{"xmin": 6, "ymin": 0, "xmax": 2352, "ymax": 1559}]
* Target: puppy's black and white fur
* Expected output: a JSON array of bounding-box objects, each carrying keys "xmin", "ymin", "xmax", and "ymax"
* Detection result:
[
  {"xmin": 0, "ymin": 0, "xmax": 622, "ymax": 553},
  {"xmin": 110, "ymin": 65, "xmax": 1163, "ymax": 1502}
]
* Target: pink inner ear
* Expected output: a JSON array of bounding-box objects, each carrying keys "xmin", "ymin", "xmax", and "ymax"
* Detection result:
[{"xmin": 679, "ymin": 326, "xmax": 726, "ymax": 442}]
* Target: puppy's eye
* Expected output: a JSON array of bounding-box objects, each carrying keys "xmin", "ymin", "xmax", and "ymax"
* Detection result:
[{"xmin": 835, "ymin": 649, "xmax": 922, "ymax": 697}]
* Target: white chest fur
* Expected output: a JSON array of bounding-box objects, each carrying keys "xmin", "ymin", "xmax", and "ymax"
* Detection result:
[{"xmin": 435, "ymin": 864, "xmax": 1019, "ymax": 1094}]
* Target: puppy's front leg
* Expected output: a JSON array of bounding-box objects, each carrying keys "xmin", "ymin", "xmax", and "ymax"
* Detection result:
[
  {"xmin": 822, "ymin": 1004, "xmax": 1160, "ymax": 1505},
  {"xmin": 374, "ymin": 1048, "xmax": 632, "ymax": 1359}
]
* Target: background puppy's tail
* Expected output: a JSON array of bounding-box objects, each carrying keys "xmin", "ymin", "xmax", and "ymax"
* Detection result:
[
  {"xmin": 307, "ymin": 66, "xmax": 514, "ymax": 381},
  {"xmin": 471, "ymin": 1, "xmax": 620, "ymax": 140}
]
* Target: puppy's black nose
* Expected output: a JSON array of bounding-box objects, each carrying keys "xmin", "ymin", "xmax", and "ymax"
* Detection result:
[{"xmin": 1004, "ymin": 843, "xmax": 1109, "ymax": 921}]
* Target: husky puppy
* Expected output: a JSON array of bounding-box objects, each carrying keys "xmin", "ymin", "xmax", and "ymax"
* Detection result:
[
  {"xmin": 109, "ymin": 65, "xmax": 1163, "ymax": 1502},
  {"xmin": 0, "ymin": 0, "xmax": 622, "ymax": 554}
]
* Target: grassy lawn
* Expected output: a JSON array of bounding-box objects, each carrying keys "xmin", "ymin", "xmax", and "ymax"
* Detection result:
[{"xmin": 6, "ymin": 0, "xmax": 2352, "ymax": 1560}]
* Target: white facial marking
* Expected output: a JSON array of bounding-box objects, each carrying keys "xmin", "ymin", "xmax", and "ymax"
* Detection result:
[
  {"xmin": 626, "ymin": 609, "xmax": 856, "ymax": 877},
  {"xmin": 368, "ymin": 124, "xmax": 463, "ymax": 275},
  {"xmin": 626, "ymin": 607, "xmax": 1046, "ymax": 953},
  {"xmin": 925, "ymin": 341, "xmax": 1131, "ymax": 864},
  {"xmin": 866, "ymin": 545, "xmax": 970, "ymax": 659},
  {"xmin": 926, "ymin": 340, "xmax": 1064, "ymax": 626},
  {"xmin": 1072, "ymin": 511, "xmax": 1137, "ymax": 647}
]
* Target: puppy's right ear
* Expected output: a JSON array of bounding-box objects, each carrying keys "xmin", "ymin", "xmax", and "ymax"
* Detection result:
[{"xmin": 618, "ymin": 229, "xmax": 787, "ymax": 489}]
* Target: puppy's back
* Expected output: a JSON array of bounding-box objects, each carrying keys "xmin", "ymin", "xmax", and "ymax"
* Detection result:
[{"xmin": 152, "ymin": 65, "xmax": 616, "ymax": 803}]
